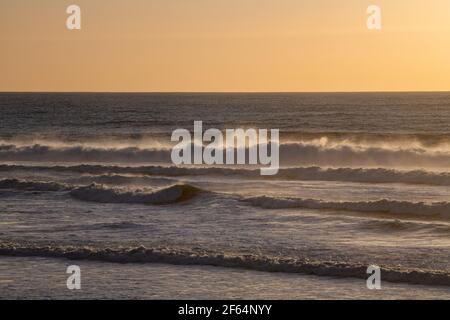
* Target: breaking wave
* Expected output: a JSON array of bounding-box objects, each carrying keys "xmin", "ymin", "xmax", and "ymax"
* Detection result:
[
  {"xmin": 0, "ymin": 178, "xmax": 201, "ymax": 205},
  {"xmin": 0, "ymin": 243, "xmax": 448, "ymax": 287},
  {"xmin": 0, "ymin": 144, "xmax": 171, "ymax": 163},
  {"xmin": 243, "ymin": 196, "xmax": 450, "ymax": 220},
  {"xmin": 2, "ymin": 141, "xmax": 450, "ymax": 168},
  {"xmin": 69, "ymin": 183, "xmax": 201, "ymax": 205},
  {"xmin": 276, "ymin": 142, "xmax": 450, "ymax": 168},
  {"xmin": 69, "ymin": 174, "xmax": 176, "ymax": 186},
  {"xmin": 281, "ymin": 132, "xmax": 450, "ymax": 151}
]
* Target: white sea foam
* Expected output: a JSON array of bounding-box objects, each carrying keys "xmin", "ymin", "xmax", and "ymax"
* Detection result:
[{"xmin": 0, "ymin": 243, "xmax": 448, "ymax": 287}]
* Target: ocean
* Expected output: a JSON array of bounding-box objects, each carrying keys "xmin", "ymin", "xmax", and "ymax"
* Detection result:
[{"xmin": 0, "ymin": 92, "xmax": 449, "ymax": 299}]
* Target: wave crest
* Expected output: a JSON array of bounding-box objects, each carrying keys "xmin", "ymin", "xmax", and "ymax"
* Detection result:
[
  {"xmin": 3, "ymin": 164, "xmax": 450, "ymax": 186},
  {"xmin": 0, "ymin": 243, "xmax": 448, "ymax": 287},
  {"xmin": 0, "ymin": 178, "xmax": 201, "ymax": 205},
  {"xmin": 69, "ymin": 183, "xmax": 201, "ymax": 205},
  {"xmin": 2, "ymin": 141, "xmax": 450, "ymax": 167},
  {"xmin": 0, "ymin": 178, "xmax": 69, "ymax": 192},
  {"xmin": 243, "ymin": 196, "xmax": 450, "ymax": 219},
  {"xmin": 0, "ymin": 144, "xmax": 171, "ymax": 163}
]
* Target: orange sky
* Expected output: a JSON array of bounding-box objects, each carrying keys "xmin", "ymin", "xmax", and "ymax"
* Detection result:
[{"xmin": 1, "ymin": 0, "xmax": 450, "ymax": 92}]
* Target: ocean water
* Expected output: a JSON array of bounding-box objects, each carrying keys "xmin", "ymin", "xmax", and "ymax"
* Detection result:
[{"xmin": 0, "ymin": 92, "xmax": 449, "ymax": 299}]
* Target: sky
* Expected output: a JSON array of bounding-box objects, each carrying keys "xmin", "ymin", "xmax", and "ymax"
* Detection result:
[{"xmin": 1, "ymin": 0, "xmax": 450, "ymax": 92}]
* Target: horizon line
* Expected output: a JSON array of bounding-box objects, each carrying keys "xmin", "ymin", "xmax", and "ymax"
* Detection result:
[{"xmin": 2, "ymin": 90, "xmax": 450, "ymax": 94}]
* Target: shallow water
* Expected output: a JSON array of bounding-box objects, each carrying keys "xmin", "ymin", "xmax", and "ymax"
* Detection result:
[{"xmin": 1, "ymin": 257, "xmax": 449, "ymax": 300}]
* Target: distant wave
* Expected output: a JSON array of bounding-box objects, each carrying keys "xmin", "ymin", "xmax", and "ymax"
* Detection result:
[
  {"xmin": 243, "ymin": 196, "xmax": 450, "ymax": 219},
  {"xmin": 278, "ymin": 167, "xmax": 450, "ymax": 186},
  {"xmin": 69, "ymin": 174, "xmax": 176, "ymax": 186},
  {"xmin": 69, "ymin": 183, "xmax": 201, "ymax": 205},
  {"xmin": 3, "ymin": 164, "xmax": 450, "ymax": 186},
  {"xmin": 0, "ymin": 178, "xmax": 69, "ymax": 192},
  {"xmin": 0, "ymin": 144, "xmax": 171, "ymax": 163},
  {"xmin": 276, "ymin": 142, "xmax": 450, "ymax": 168},
  {"xmin": 2, "ymin": 141, "xmax": 450, "ymax": 168},
  {"xmin": 0, "ymin": 243, "xmax": 448, "ymax": 286},
  {"xmin": 0, "ymin": 178, "xmax": 201, "ymax": 205},
  {"xmin": 282, "ymin": 132, "xmax": 450, "ymax": 150},
  {"xmin": 5, "ymin": 131, "xmax": 450, "ymax": 152}
]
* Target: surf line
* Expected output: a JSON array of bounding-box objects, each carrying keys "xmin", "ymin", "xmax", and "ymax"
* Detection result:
[{"xmin": 171, "ymin": 121, "xmax": 279, "ymax": 175}]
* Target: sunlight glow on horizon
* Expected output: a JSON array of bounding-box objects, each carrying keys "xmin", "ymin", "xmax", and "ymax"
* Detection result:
[{"xmin": 1, "ymin": 0, "xmax": 450, "ymax": 92}]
